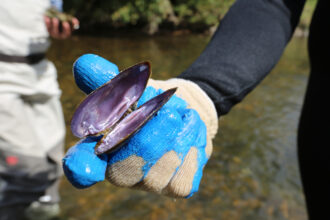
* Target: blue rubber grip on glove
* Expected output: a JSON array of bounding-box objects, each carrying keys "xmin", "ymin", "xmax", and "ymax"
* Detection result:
[
  {"xmin": 63, "ymin": 136, "xmax": 108, "ymax": 188},
  {"xmin": 73, "ymin": 54, "xmax": 119, "ymax": 94}
]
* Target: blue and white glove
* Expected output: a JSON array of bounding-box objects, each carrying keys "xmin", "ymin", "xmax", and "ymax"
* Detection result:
[{"xmin": 63, "ymin": 54, "xmax": 218, "ymax": 198}]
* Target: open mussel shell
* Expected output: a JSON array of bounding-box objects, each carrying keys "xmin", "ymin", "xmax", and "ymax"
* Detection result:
[
  {"xmin": 94, "ymin": 88, "xmax": 177, "ymax": 155},
  {"xmin": 71, "ymin": 62, "xmax": 151, "ymax": 138}
]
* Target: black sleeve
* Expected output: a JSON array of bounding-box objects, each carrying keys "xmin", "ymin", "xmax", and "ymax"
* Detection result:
[{"xmin": 179, "ymin": 0, "xmax": 306, "ymax": 116}]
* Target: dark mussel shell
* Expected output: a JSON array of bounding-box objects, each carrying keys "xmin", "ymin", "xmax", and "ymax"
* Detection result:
[
  {"xmin": 94, "ymin": 88, "xmax": 177, "ymax": 155},
  {"xmin": 71, "ymin": 62, "xmax": 151, "ymax": 138},
  {"xmin": 71, "ymin": 61, "xmax": 177, "ymax": 155}
]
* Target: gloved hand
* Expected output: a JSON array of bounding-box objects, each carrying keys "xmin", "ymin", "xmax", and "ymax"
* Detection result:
[{"xmin": 63, "ymin": 54, "xmax": 218, "ymax": 198}]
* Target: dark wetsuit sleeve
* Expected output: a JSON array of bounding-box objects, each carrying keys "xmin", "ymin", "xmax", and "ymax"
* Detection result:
[{"xmin": 179, "ymin": 0, "xmax": 306, "ymax": 115}]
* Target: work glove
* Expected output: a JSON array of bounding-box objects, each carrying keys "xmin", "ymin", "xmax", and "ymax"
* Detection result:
[{"xmin": 63, "ymin": 54, "xmax": 218, "ymax": 198}]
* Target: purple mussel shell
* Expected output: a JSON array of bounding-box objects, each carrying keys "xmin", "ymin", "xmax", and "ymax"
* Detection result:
[
  {"xmin": 71, "ymin": 62, "xmax": 151, "ymax": 138},
  {"xmin": 95, "ymin": 88, "xmax": 177, "ymax": 155}
]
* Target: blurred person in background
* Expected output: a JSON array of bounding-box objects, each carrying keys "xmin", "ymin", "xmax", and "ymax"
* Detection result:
[{"xmin": 0, "ymin": 0, "xmax": 78, "ymax": 219}]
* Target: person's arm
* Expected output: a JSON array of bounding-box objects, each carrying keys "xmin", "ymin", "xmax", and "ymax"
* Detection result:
[{"xmin": 179, "ymin": 0, "xmax": 306, "ymax": 115}]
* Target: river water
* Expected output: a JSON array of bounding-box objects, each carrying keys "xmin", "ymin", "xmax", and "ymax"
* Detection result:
[{"xmin": 49, "ymin": 34, "xmax": 309, "ymax": 220}]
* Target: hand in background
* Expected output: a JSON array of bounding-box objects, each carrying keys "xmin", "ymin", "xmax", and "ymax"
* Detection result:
[{"xmin": 44, "ymin": 15, "xmax": 79, "ymax": 39}]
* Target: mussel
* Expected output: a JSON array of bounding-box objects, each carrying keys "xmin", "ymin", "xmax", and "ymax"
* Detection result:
[
  {"xmin": 45, "ymin": 7, "xmax": 79, "ymax": 30},
  {"xmin": 71, "ymin": 62, "xmax": 176, "ymax": 155}
]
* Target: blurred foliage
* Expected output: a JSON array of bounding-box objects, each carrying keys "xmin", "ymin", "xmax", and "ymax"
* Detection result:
[
  {"xmin": 299, "ymin": 0, "xmax": 317, "ymax": 29},
  {"xmin": 64, "ymin": 0, "xmax": 316, "ymax": 35},
  {"xmin": 64, "ymin": 0, "xmax": 233, "ymax": 34}
]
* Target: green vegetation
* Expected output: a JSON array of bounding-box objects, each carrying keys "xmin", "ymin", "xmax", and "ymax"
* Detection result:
[
  {"xmin": 64, "ymin": 0, "xmax": 233, "ymax": 34},
  {"xmin": 300, "ymin": 0, "xmax": 317, "ymax": 29},
  {"xmin": 64, "ymin": 0, "xmax": 316, "ymax": 35}
]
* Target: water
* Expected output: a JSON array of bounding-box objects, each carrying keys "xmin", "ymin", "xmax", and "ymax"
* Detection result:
[{"xmin": 49, "ymin": 34, "xmax": 309, "ymax": 220}]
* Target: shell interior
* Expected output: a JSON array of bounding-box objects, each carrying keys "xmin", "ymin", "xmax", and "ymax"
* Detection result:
[{"xmin": 71, "ymin": 62, "xmax": 151, "ymax": 138}]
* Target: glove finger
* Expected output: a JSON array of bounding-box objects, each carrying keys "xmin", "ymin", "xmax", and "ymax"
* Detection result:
[
  {"xmin": 73, "ymin": 54, "xmax": 119, "ymax": 94},
  {"xmin": 106, "ymin": 155, "xmax": 146, "ymax": 187},
  {"xmin": 162, "ymin": 147, "xmax": 199, "ymax": 198},
  {"xmin": 63, "ymin": 136, "xmax": 108, "ymax": 188},
  {"xmin": 162, "ymin": 109, "xmax": 208, "ymax": 198},
  {"xmin": 133, "ymin": 150, "xmax": 181, "ymax": 193}
]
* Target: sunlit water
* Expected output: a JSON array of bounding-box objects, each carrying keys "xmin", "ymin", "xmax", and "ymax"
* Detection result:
[{"xmin": 48, "ymin": 34, "xmax": 309, "ymax": 220}]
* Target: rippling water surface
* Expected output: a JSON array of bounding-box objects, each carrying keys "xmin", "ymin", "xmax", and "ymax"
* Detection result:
[{"xmin": 49, "ymin": 34, "xmax": 309, "ymax": 220}]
